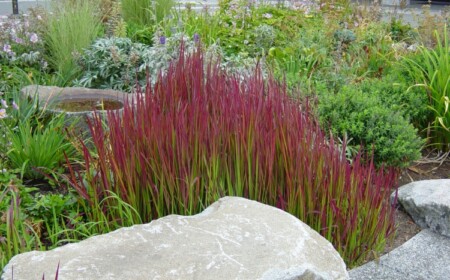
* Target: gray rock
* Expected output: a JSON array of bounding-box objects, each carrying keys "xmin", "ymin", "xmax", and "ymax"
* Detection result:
[
  {"xmin": 395, "ymin": 179, "xmax": 450, "ymax": 237},
  {"xmin": 1, "ymin": 197, "xmax": 349, "ymax": 280},
  {"xmin": 349, "ymin": 229, "xmax": 450, "ymax": 280}
]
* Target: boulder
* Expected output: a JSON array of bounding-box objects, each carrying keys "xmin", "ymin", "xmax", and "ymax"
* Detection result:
[
  {"xmin": 395, "ymin": 179, "xmax": 450, "ymax": 237},
  {"xmin": 2, "ymin": 197, "xmax": 349, "ymax": 280}
]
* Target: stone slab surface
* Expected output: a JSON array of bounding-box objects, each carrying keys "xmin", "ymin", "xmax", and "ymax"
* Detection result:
[
  {"xmin": 349, "ymin": 229, "xmax": 450, "ymax": 280},
  {"xmin": 395, "ymin": 179, "xmax": 450, "ymax": 237},
  {"xmin": 21, "ymin": 85, "xmax": 128, "ymax": 110},
  {"xmin": 2, "ymin": 196, "xmax": 349, "ymax": 280}
]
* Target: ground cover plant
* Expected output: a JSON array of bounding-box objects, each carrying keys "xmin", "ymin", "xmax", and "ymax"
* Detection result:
[{"xmin": 67, "ymin": 50, "xmax": 399, "ymax": 267}]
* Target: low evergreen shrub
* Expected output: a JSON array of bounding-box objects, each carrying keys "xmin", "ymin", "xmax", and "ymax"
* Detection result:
[{"xmin": 318, "ymin": 85, "xmax": 424, "ymax": 167}]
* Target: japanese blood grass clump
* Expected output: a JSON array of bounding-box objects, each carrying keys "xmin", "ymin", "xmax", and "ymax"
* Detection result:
[{"xmin": 67, "ymin": 50, "xmax": 398, "ymax": 267}]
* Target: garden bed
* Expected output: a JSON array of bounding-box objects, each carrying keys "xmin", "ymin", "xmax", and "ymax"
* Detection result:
[{"xmin": 1, "ymin": 0, "xmax": 449, "ymax": 272}]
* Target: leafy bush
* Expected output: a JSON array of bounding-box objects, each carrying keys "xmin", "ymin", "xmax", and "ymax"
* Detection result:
[
  {"xmin": 267, "ymin": 23, "xmax": 331, "ymax": 90},
  {"xmin": 213, "ymin": 2, "xmax": 309, "ymax": 56},
  {"xmin": 67, "ymin": 49, "xmax": 399, "ymax": 267},
  {"xmin": 318, "ymin": 85, "xmax": 423, "ymax": 167},
  {"xmin": 358, "ymin": 76, "xmax": 429, "ymax": 124},
  {"xmin": 75, "ymin": 34, "xmax": 197, "ymax": 91},
  {"xmin": 389, "ymin": 18, "xmax": 417, "ymax": 43}
]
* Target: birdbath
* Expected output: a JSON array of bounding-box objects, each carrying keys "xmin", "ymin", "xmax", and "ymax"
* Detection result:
[{"xmin": 21, "ymin": 85, "xmax": 129, "ymax": 135}]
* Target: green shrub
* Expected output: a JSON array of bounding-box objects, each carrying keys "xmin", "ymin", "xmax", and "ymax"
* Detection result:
[
  {"xmin": 267, "ymin": 24, "xmax": 331, "ymax": 91},
  {"xmin": 214, "ymin": 3, "xmax": 308, "ymax": 56},
  {"xmin": 318, "ymin": 85, "xmax": 423, "ymax": 167},
  {"xmin": 389, "ymin": 18, "xmax": 417, "ymax": 43},
  {"xmin": 75, "ymin": 34, "xmax": 197, "ymax": 91},
  {"xmin": 357, "ymin": 76, "xmax": 429, "ymax": 124}
]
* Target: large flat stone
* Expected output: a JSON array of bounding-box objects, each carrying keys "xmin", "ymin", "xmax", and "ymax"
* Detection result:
[
  {"xmin": 1, "ymin": 197, "xmax": 349, "ymax": 280},
  {"xmin": 349, "ymin": 229, "xmax": 450, "ymax": 280},
  {"xmin": 395, "ymin": 179, "xmax": 450, "ymax": 237}
]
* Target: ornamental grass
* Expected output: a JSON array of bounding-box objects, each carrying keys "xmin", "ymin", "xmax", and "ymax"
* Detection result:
[{"xmin": 67, "ymin": 49, "xmax": 398, "ymax": 267}]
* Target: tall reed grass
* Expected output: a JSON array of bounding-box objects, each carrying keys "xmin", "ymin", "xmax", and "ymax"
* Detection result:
[
  {"xmin": 67, "ymin": 49, "xmax": 398, "ymax": 267},
  {"xmin": 44, "ymin": 0, "xmax": 103, "ymax": 84},
  {"xmin": 121, "ymin": 0, "xmax": 175, "ymax": 27},
  {"xmin": 402, "ymin": 28, "xmax": 450, "ymax": 151}
]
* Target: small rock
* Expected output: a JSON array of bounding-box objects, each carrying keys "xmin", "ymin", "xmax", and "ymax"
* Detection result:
[
  {"xmin": 1, "ymin": 197, "xmax": 349, "ymax": 280},
  {"xmin": 396, "ymin": 179, "xmax": 450, "ymax": 237},
  {"xmin": 407, "ymin": 43, "xmax": 419, "ymax": 52},
  {"xmin": 349, "ymin": 229, "xmax": 450, "ymax": 280}
]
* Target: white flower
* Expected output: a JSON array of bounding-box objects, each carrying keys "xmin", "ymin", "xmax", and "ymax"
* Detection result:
[
  {"xmin": 262, "ymin": 13, "xmax": 273, "ymax": 19},
  {"xmin": 1, "ymin": 99, "xmax": 8, "ymax": 108},
  {"xmin": 0, "ymin": 109, "xmax": 7, "ymax": 119},
  {"xmin": 30, "ymin": 33, "xmax": 39, "ymax": 43},
  {"xmin": 2, "ymin": 44, "xmax": 11, "ymax": 53},
  {"xmin": 37, "ymin": 15, "xmax": 42, "ymax": 21},
  {"xmin": 14, "ymin": 37, "xmax": 23, "ymax": 44}
]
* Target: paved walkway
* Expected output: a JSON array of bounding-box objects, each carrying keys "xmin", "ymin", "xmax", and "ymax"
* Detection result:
[{"xmin": 349, "ymin": 229, "xmax": 450, "ymax": 279}]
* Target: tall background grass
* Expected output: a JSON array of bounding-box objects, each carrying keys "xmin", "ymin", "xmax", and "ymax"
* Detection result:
[
  {"xmin": 121, "ymin": 0, "xmax": 175, "ymax": 27},
  {"xmin": 44, "ymin": 0, "xmax": 103, "ymax": 84},
  {"xmin": 402, "ymin": 28, "xmax": 450, "ymax": 151}
]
